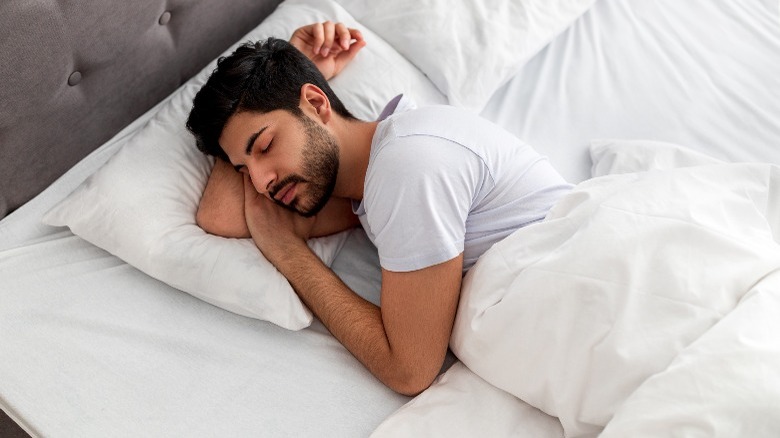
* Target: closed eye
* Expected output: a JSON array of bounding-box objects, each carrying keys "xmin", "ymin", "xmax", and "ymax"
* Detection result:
[{"xmin": 261, "ymin": 139, "xmax": 273, "ymax": 154}]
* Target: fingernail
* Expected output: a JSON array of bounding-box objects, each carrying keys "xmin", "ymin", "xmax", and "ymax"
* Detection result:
[{"xmin": 322, "ymin": 47, "xmax": 329, "ymax": 56}]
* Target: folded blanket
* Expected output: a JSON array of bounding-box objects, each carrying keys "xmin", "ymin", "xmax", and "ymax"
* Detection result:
[{"xmin": 451, "ymin": 163, "xmax": 780, "ymax": 436}]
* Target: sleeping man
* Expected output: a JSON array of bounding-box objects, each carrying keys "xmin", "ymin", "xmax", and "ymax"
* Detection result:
[{"xmin": 186, "ymin": 22, "xmax": 573, "ymax": 396}]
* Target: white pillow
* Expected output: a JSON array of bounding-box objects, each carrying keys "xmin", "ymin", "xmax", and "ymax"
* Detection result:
[
  {"xmin": 590, "ymin": 139, "xmax": 725, "ymax": 177},
  {"xmin": 43, "ymin": 0, "xmax": 446, "ymax": 331},
  {"xmin": 258, "ymin": 0, "xmax": 447, "ymax": 120},
  {"xmin": 336, "ymin": 0, "xmax": 596, "ymax": 111},
  {"xmin": 371, "ymin": 362, "xmax": 563, "ymax": 437}
]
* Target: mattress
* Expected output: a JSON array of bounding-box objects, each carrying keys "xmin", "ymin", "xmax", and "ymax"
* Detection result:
[{"xmin": 2, "ymin": 0, "xmax": 779, "ymax": 436}]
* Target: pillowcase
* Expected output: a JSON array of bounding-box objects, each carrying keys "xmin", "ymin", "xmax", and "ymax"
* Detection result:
[
  {"xmin": 43, "ymin": 0, "xmax": 446, "ymax": 331},
  {"xmin": 335, "ymin": 0, "xmax": 596, "ymax": 111},
  {"xmin": 590, "ymin": 138, "xmax": 725, "ymax": 177}
]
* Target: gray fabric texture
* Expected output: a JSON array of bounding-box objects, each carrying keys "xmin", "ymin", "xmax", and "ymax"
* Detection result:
[{"xmin": 0, "ymin": 0, "xmax": 283, "ymax": 219}]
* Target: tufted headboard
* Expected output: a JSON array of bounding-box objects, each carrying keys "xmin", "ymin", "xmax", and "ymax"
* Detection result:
[{"xmin": 0, "ymin": 0, "xmax": 284, "ymax": 219}]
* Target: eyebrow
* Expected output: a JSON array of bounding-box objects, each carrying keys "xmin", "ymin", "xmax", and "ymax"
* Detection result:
[
  {"xmin": 245, "ymin": 126, "xmax": 268, "ymax": 155},
  {"xmin": 233, "ymin": 126, "xmax": 268, "ymax": 172}
]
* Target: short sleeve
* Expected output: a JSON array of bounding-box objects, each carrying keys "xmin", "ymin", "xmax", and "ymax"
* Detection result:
[{"xmin": 363, "ymin": 134, "xmax": 486, "ymax": 272}]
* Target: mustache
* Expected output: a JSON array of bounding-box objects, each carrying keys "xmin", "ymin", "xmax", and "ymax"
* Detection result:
[{"xmin": 269, "ymin": 174, "xmax": 307, "ymax": 200}]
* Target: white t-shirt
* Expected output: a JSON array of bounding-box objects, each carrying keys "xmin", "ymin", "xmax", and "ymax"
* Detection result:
[{"xmin": 353, "ymin": 96, "xmax": 573, "ymax": 272}]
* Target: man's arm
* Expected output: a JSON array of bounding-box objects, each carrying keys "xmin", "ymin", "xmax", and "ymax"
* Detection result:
[
  {"xmin": 197, "ymin": 159, "xmax": 359, "ymax": 238},
  {"xmin": 197, "ymin": 159, "xmax": 248, "ymax": 238},
  {"xmin": 243, "ymin": 176, "xmax": 463, "ymax": 395}
]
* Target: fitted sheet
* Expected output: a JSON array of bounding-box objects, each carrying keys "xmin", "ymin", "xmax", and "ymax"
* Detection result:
[
  {"xmin": 482, "ymin": 0, "xmax": 780, "ymax": 183},
  {"xmin": 2, "ymin": 0, "xmax": 780, "ymax": 436}
]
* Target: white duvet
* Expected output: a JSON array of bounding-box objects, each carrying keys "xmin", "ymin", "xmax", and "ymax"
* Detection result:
[
  {"xmin": 451, "ymin": 163, "xmax": 780, "ymax": 436},
  {"xmin": 383, "ymin": 163, "xmax": 780, "ymax": 437}
]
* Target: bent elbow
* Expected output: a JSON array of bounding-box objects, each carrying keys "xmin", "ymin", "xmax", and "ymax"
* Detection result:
[
  {"xmin": 393, "ymin": 380, "xmax": 433, "ymax": 397},
  {"xmin": 195, "ymin": 204, "xmax": 221, "ymax": 235},
  {"xmin": 196, "ymin": 202, "xmax": 249, "ymax": 238},
  {"xmin": 385, "ymin": 364, "xmax": 439, "ymax": 397},
  {"xmin": 195, "ymin": 204, "xmax": 210, "ymax": 230}
]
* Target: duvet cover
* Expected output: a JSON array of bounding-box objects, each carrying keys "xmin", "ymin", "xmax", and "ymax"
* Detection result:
[{"xmin": 449, "ymin": 163, "xmax": 780, "ymax": 436}]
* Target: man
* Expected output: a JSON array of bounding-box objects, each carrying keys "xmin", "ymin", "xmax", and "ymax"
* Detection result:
[{"xmin": 186, "ymin": 22, "xmax": 573, "ymax": 396}]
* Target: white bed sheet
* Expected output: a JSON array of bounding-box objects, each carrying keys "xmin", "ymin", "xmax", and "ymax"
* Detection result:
[
  {"xmin": 2, "ymin": 0, "xmax": 780, "ymax": 436},
  {"xmin": 482, "ymin": 0, "xmax": 780, "ymax": 183}
]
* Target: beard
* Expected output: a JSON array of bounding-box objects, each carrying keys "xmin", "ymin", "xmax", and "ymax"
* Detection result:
[{"xmin": 269, "ymin": 115, "xmax": 339, "ymax": 217}]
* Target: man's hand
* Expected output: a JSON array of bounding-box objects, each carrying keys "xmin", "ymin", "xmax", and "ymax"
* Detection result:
[
  {"xmin": 243, "ymin": 174, "xmax": 315, "ymax": 263},
  {"xmin": 290, "ymin": 21, "xmax": 366, "ymax": 80}
]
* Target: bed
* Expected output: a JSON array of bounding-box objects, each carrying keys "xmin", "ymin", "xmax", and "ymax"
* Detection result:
[{"xmin": 2, "ymin": 0, "xmax": 780, "ymax": 436}]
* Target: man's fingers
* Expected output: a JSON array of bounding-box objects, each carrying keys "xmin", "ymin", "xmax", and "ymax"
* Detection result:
[
  {"xmin": 321, "ymin": 21, "xmax": 335, "ymax": 56},
  {"xmin": 335, "ymin": 22, "xmax": 351, "ymax": 50},
  {"xmin": 309, "ymin": 22, "xmax": 325, "ymax": 56},
  {"xmin": 290, "ymin": 22, "xmax": 365, "ymax": 68},
  {"xmin": 349, "ymin": 28, "xmax": 364, "ymax": 44},
  {"xmin": 336, "ymin": 37, "xmax": 366, "ymax": 66}
]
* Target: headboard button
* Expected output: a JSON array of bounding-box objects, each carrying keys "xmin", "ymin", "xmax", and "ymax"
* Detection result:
[
  {"xmin": 159, "ymin": 11, "xmax": 172, "ymax": 25},
  {"xmin": 67, "ymin": 71, "xmax": 82, "ymax": 86}
]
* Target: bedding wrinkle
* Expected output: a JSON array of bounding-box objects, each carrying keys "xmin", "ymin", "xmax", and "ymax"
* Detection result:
[
  {"xmin": 515, "ymin": 43, "xmax": 563, "ymax": 139},
  {"xmin": 575, "ymin": 164, "xmax": 780, "ymax": 260},
  {"xmin": 0, "ymin": 234, "xmax": 122, "ymax": 279},
  {"xmin": 631, "ymin": 9, "xmax": 704, "ymax": 109},
  {"xmin": 452, "ymin": 163, "xmax": 780, "ymax": 436},
  {"xmin": 653, "ymin": 1, "xmax": 780, "ymax": 150},
  {"xmin": 198, "ymin": 234, "xmax": 230, "ymax": 286},
  {"xmin": 550, "ymin": 15, "xmax": 577, "ymax": 101},
  {"xmin": 731, "ymin": 0, "xmax": 780, "ymax": 36},
  {"xmin": 0, "ymin": 228, "xmax": 73, "ymax": 253},
  {"xmin": 739, "ymin": 266, "xmax": 780, "ymax": 307},
  {"xmin": 762, "ymin": 166, "xmax": 780, "ymax": 243},
  {"xmin": 601, "ymin": 271, "xmax": 780, "ymax": 437},
  {"xmin": 466, "ymin": 215, "xmax": 578, "ymax": 319}
]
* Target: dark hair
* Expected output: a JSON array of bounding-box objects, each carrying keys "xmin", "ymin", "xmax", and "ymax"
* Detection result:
[{"xmin": 186, "ymin": 37, "xmax": 354, "ymax": 161}]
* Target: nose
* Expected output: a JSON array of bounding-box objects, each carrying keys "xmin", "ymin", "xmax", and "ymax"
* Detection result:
[{"xmin": 247, "ymin": 163, "xmax": 276, "ymax": 196}]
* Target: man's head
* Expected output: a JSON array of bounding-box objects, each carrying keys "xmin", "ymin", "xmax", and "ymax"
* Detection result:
[
  {"xmin": 219, "ymin": 106, "xmax": 341, "ymax": 217},
  {"xmin": 186, "ymin": 37, "xmax": 353, "ymax": 161},
  {"xmin": 186, "ymin": 37, "xmax": 354, "ymax": 216}
]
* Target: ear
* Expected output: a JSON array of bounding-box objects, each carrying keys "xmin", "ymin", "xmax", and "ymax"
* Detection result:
[{"xmin": 299, "ymin": 83, "xmax": 332, "ymax": 124}]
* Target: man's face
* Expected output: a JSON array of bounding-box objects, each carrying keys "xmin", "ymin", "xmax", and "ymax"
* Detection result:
[{"xmin": 219, "ymin": 109, "xmax": 339, "ymax": 217}]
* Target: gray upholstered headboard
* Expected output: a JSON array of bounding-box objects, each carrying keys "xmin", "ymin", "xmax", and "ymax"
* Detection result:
[{"xmin": 0, "ymin": 0, "xmax": 284, "ymax": 219}]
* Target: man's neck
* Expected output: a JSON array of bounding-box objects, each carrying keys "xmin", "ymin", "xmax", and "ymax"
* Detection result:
[{"xmin": 331, "ymin": 117, "xmax": 378, "ymax": 201}]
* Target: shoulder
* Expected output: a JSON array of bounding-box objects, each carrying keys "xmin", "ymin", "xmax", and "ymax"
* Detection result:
[
  {"xmin": 367, "ymin": 126, "xmax": 486, "ymax": 189},
  {"xmin": 388, "ymin": 105, "xmax": 479, "ymax": 138},
  {"xmin": 383, "ymin": 105, "xmax": 521, "ymax": 162},
  {"xmin": 373, "ymin": 105, "xmax": 495, "ymax": 158}
]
